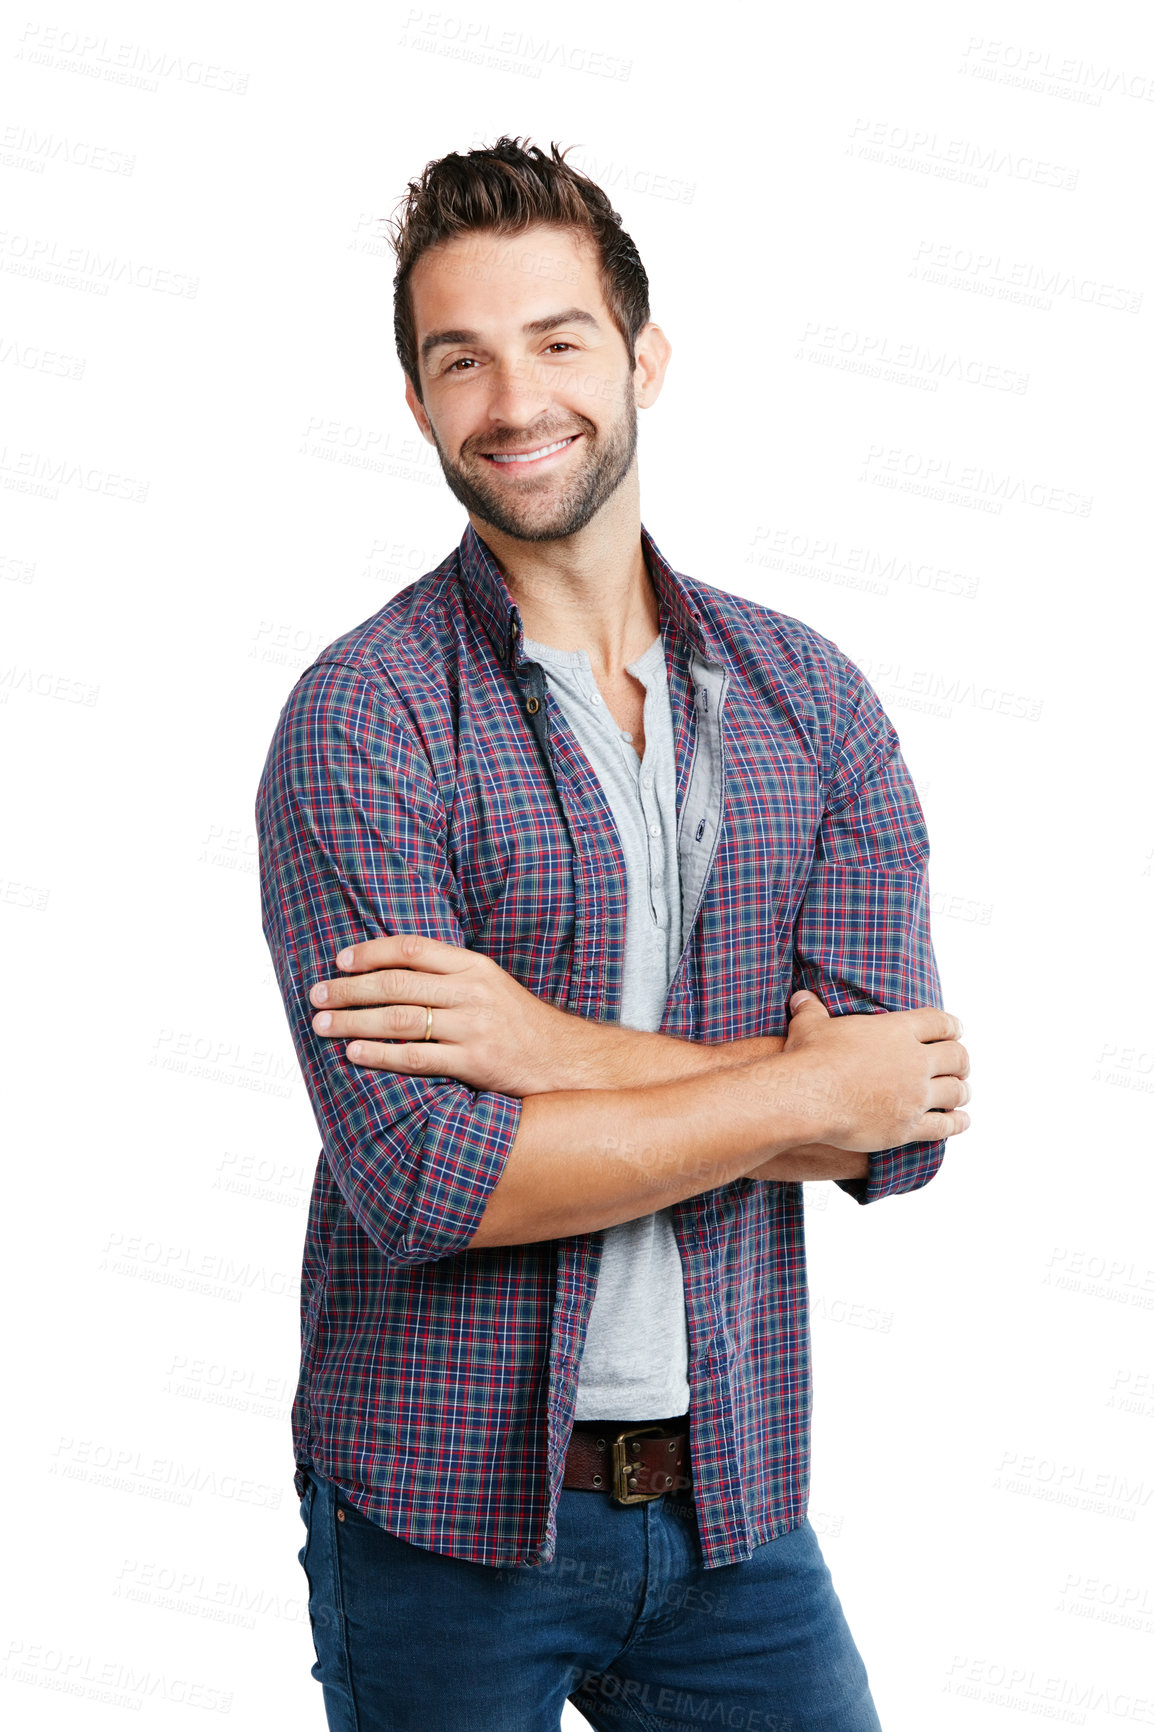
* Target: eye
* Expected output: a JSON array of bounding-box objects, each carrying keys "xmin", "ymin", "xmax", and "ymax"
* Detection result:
[
  {"xmin": 445, "ymin": 357, "xmax": 477, "ymax": 373},
  {"xmin": 545, "ymin": 342, "xmax": 575, "ymax": 353}
]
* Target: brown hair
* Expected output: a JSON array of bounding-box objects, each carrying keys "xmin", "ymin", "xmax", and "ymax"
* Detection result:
[{"xmin": 386, "ymin": 136, "xmax": 650, "ymax": 401}]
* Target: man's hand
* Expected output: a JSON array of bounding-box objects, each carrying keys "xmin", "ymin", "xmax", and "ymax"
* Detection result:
[
  {"xmin": 309, "ymin": 933, "xmax": 592, "ymax": 1096},
  {"xmin": 310, "ymin": 933, "xmax": 781, "ymax": 1094},
  {"xmin": 749, "ymin": 988, "xmax": 970, "ymax": 1155}
]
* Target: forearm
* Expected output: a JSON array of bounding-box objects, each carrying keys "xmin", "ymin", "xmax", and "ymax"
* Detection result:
[
  {"xmin": 545, "ymin": 1012, "xmax": 785, "ymax": 1091},
  {"xmin": 466, "ymin": 1052, "xmax": 820, "ymax": 1248},
  {"xmin": 745, "ymin": 1146, "xmax": 869, "ymax": 1182},
  {"xmin": 525, "ymin": 1018, "xmax": 871, "ymax": 1184},
  {"xmin": 529, "ymin": 1020, "xmax": 866, "ymax": 1180}
]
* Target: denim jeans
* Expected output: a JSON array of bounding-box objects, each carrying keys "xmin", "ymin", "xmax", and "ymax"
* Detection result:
[{"xmin": 297, "ymin": 1466, "xmax": 882, "ymax": 1731}]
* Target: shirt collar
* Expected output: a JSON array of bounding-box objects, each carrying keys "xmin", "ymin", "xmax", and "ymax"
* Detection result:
[{"xmin": 456, "ymin": 519, "xmax": 726, "ymax": 670}]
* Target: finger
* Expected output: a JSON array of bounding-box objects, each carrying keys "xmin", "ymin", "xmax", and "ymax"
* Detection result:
[
  {"xmin": 917, "ymin": 1108, "xmax": 970, "ymax": 1139},
  {"xmin": 344, "ymin": 1039, "xmax": 463, "ymax": 1078},
  {"xmin": 334, "ymin": 933, "xmax": 475, "ymax": 975},
  {"xmin": 926, "ymin": 1074, "xmax": 971, "ymax": 1112},
  {"xmin": 311, "ymin": 967, "xmax": 469, "ymax": 1010},
  {"xmin": 313, "ymin": 1005, "xmax": 464, "ymax": 1042},
  {"xmin": 927, "ymin": 1039, "xmax": 970, "ymax": 1080},
  {"xmin": 905, "ymin": 1007, "xmax": 964, "ymax": 1043}
]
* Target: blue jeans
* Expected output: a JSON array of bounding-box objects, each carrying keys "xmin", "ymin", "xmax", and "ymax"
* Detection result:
[{"xmin": 297, "ymin": 1466, "xmax": 882, "ymax": 1730}]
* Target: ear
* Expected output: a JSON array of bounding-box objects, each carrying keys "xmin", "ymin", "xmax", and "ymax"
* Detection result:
[{"xmin": 633, "ymin": 321, "xmax": 672, "ymax": 410}]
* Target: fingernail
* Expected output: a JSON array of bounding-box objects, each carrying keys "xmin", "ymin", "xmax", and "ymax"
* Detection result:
[
  {"xmin": 311, "ymin": 983, "xmax": 328, "ymax": 1005},
  {"xmin": 314, "ymin": 1012, "xmax": 331, "ymax": 1031},
  {"xmin": 336, "ymin": 949, "xmax": 353, "ymax": 970},
  {"xmin": 790, "ymin": 991, "xmax": 814, "ymax": 1010}
]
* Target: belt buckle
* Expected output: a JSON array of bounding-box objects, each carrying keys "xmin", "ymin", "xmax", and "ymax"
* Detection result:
[{"xmin": 611, "ymin": 1424, "xmax": 668, "ymax": 1505}]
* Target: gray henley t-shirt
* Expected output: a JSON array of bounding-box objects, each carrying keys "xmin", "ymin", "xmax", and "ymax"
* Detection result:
[{"xmin": 521, "ymin": 630, "xmax": 691, "ymax": 1421}]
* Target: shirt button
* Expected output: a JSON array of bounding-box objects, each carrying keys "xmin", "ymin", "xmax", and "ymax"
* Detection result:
[
  {"xmin": 649, "ymin": 823, "xmax": 660, "ymax": 837},
  {"xmin": 590, "ymin": 692, "xmax": 602, "ymax": 704},
  {"xmin": 642, "ymin": 774, "xmax": 653, "ymax": 788}
]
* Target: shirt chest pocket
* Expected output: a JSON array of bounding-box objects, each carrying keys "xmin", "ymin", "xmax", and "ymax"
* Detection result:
[
  {"xmin": 449, "ymin": 781, "xmax": 579, "ymax": 999},
  {"xmin": 707, "ymin": 725, "xmax": 823, "ymax": 932}
]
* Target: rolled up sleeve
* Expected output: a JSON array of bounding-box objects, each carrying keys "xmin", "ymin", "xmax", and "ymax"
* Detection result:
[
  {"xmin": 255, "ymin": 659, "xmax": 522, "ymax": 1265},
  {"xmin": 791, "ymin": 652, "xmax": 947, "ymax": 1205}
]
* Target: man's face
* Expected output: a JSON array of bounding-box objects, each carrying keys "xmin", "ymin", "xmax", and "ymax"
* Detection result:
[{"xmin": 405, "ymin": 224, "xmax": 640, "ymax": 542}]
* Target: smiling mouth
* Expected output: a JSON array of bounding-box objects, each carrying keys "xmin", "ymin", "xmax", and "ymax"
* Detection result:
[{"xmin": 481, "ymin": 434, "xmax": 581, "ymax": 468}]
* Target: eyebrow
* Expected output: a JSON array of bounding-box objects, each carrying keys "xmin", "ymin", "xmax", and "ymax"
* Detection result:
[{"xmin": 420, "ymin": 307, "xmax": 603, "ymax": 366}]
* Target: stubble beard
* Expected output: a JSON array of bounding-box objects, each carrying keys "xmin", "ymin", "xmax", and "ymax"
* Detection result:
[{"xmin": 427, "ymin": 376, "xmax": 638, "ymax": 543}]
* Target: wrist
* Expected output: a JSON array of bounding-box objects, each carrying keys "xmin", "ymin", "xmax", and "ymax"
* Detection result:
[
  {"xmin": 715, "ymin": 1047, "xmax": 838, "ymax": 1154},
  {"xmin": 540, "ymin": 1010, "xmax": 628, "ymax": 1092},
  {"xmin": 700, "ymin": 1033, "xmax": 786, "ymax": 1071}
]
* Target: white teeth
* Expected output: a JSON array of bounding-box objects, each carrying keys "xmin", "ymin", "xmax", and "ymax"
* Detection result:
[{"xmin": 488, "ymin": 436, "xmax": 576, "ymax": 464}]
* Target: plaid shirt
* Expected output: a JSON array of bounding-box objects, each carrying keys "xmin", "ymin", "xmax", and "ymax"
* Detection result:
[{"xmin": 255, "ymin": 521, "xmax": 946, "ymax": 1570}]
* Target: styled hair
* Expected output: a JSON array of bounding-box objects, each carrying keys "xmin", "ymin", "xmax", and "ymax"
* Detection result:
[{"xmin": 386, "ymin": 136, "xmax": 650, "ymax": 400}]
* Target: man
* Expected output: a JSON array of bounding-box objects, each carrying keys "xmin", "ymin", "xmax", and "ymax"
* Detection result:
[{"xmin": 256, "ymin": 137, "xmax": 971, "ymax": 1731}]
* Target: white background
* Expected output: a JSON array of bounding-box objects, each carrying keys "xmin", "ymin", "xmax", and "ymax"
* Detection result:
[{"xmin": 3, "ymin": 1, "xmax": 1152, "ymax": 1726}]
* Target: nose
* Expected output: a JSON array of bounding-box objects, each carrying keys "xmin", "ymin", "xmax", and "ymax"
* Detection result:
[{"xmin": 481, "ymin": 354, "xmax": 557, "ymax": 434}]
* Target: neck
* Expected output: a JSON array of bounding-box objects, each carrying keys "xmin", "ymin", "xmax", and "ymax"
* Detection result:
[{"xmin": 469, "ymin": 482, "xmax": 660, "ymax": 677}]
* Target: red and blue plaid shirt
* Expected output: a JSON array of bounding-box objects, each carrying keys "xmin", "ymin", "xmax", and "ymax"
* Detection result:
[{"xmin": 255, "ymin": 521, "xmax": 946, "ymax": 1570}]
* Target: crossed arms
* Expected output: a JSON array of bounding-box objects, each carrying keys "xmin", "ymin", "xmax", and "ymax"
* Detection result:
[
  {"xmin": 311, "ymin": 946, "xmax": 872, "ymax": 1179},
  {"xmin": 256, "ymin": 658, "xmax": 970, "ymax": 1264},
  {"xmin": 306, "ymin": 932, "xmax": 969, "ymax": 1247}
]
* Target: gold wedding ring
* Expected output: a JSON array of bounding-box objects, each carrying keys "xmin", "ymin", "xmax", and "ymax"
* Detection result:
[{"xmin": 424, "ymin": 1005, "xmax": 434, "ymax": 1041}]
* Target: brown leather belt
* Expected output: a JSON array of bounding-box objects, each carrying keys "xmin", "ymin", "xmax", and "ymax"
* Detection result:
[{"xmin": 563, "ymin": 1417, "xmax": 692, "ymax": 1505}]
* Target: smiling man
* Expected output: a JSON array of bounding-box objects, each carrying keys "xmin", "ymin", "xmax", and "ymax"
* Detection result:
[
  {"xmin": 417, "ymin": 299, "xmax": 639, "ymax": 540},
  {"xmin": 255, "ymin": 137, "xmax": 970, "ymax": 1731}
]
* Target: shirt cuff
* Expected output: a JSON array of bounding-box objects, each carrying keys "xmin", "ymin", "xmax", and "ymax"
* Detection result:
[
  {"xmin": 835, "ymin": 1137, "xmax": 945, "ymax": 1205},
  {"xmin": 391, "ymin": 1087, "xmax": 525, "ymax": 1265}
]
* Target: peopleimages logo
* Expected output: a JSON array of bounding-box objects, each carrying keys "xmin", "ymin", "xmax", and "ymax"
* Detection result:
[
  {"xmin": 3, "ymin": 1637, "xmax": 234, "ymax": 1715},
  {"xmin": 99, "ymin": 1230, "xmax": 301, "ymax": 1301},
  {"xmin": 793, "ymin": 321, "xmax": 1028, "ymax": 394},
  {"xmin": 397, "ymin": 11, "xmax": 632, "ymax": 80},
  {"xmin": 944, "ymin": 1654, "xmax": 1154, "ymax": 1724},
  {"xmin": 911, "ymin": 239, "xmax": 1143, "ymax": 314},
  {"xmin": 958, "ymin": 36, "xmax": 1154, "ymax": 105},
  {"xmin": 0, "ymin": 121, "xmax": 135, "ymax": 175},
  {"xmin": 746, "ymin": 525, "xmax": 979, "ymax": 600},
  {"xmin": 0, "ymin": 229, "xmax": 198, "ymax": 297},
  {"xmin": 0, "ymin": 444, "xmax": 148, "ymax": 502},
  {"xmin": 15, "ymin": 22, "xmax": 250, "ymax": 95},
  {"xmin": 859, "ymin": 444, "xmax": 1092, "ymax": 516},
  {"xmin": 847, "ymin": 116, "xmax": 1079, "ymax": 190},
  {"xmin": 48, "ymin": 1435, "xmax": 284, "ymax": 1511}
]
